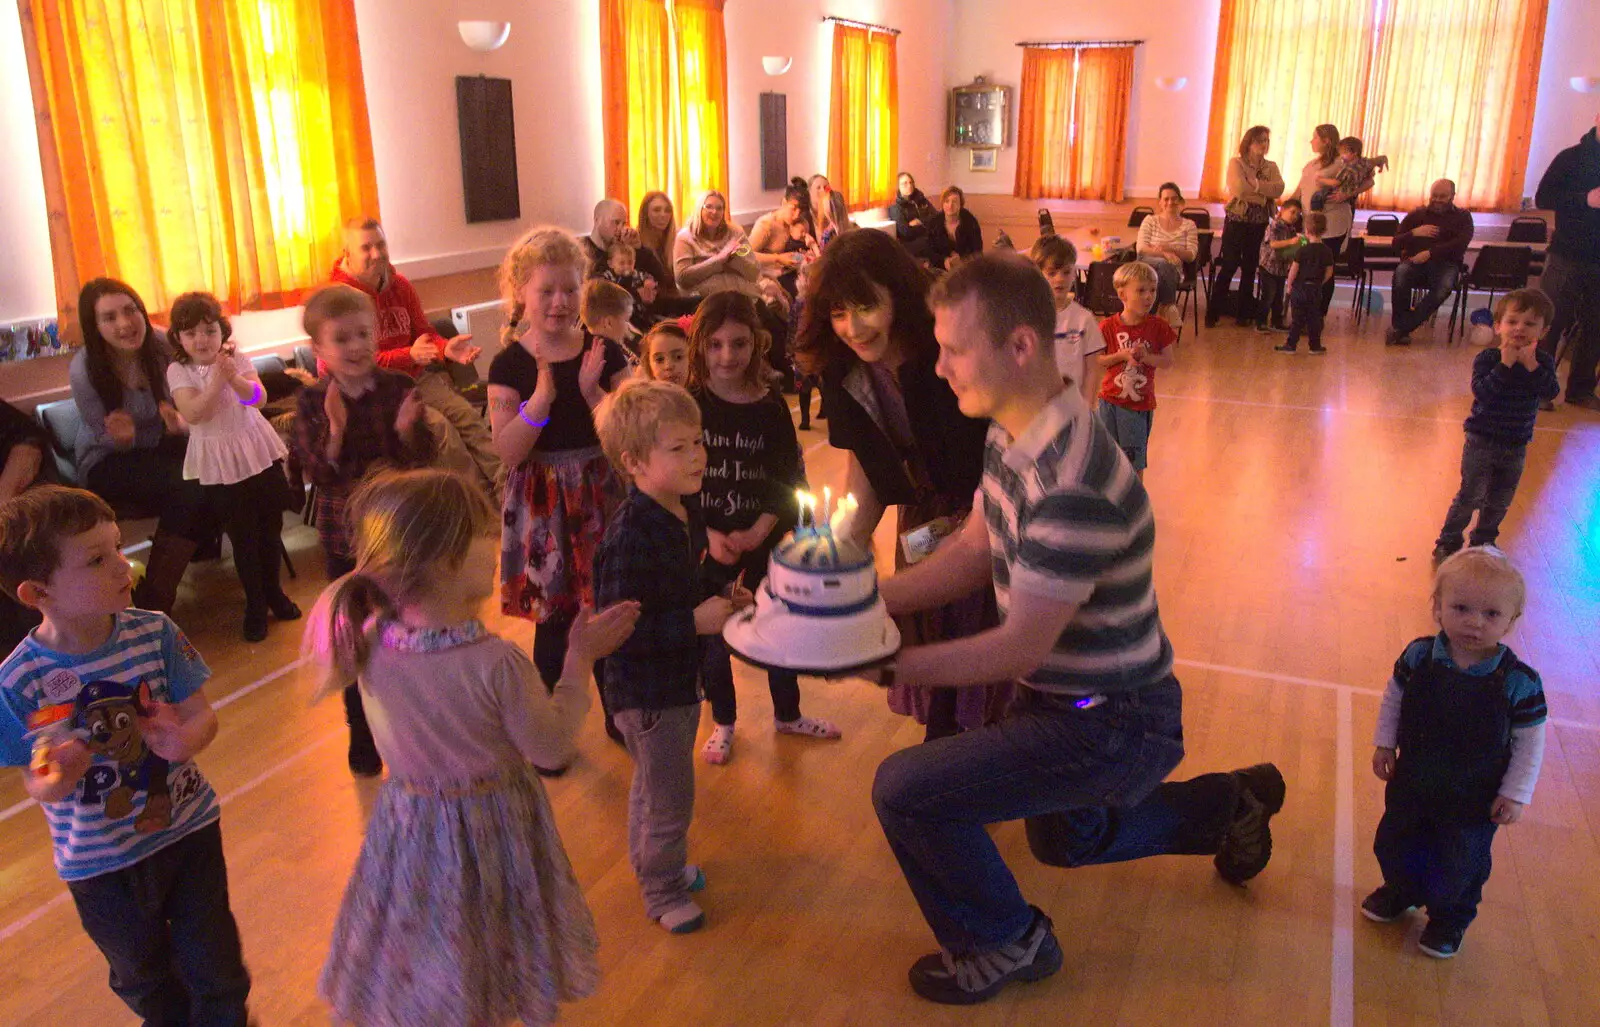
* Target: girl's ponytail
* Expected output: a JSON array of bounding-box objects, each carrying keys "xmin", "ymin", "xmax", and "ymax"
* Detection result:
[{"xmin": 303, "ymin": 571, "xmax": 397, "ymax": 702}]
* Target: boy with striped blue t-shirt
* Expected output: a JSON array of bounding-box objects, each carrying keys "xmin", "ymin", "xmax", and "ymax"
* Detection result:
[{"xmin": 0, "ymin": 486, "xmax": 249, "ymax": 1024}]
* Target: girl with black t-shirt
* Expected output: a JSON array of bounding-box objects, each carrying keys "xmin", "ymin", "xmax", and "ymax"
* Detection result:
[
  {"xmin": 689, "ymin": 293, "xmax": 837, "ymax": 765},
  {"xmin": 488, "ymin": 228, "xmax": 633, "ymax": 757}
]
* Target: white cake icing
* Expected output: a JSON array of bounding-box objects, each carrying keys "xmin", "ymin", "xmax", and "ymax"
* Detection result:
[{"xmin": 723, "ymin": 528, "xmax": 901, "ymax": 672}]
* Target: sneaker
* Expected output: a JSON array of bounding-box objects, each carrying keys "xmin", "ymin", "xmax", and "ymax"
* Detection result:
[
  {"xmin": 1360, "ymin": 885, "xmax": 1414, "ymax": 923},
  {"xmin": 1384, "ymin": 330, "xmax": 1411, "ymax": 346},
  {"xmin": 682, "ymin": 865, "xmax": 707, "ymax": 893},
  {"xmin": 1214, "ymin": 763, "xmax": 1286, "ymax": 885},
  {"xmin": 1308, "ymin": 345, "xmax": 1327, "ymax": 354},
  {"xmin": 1418, "ymin": 920, "xmax": 1465, "ymax": 959},
  {"xmin": 242, "ymin": 607, "xmax": 269, "ymax": 643},
  {"xmin": 702, "ymin": 724, "xmax": 735, "ymax": 765},
  {"xmin": 775, "ymin": 715, "xmax": 842, "ymax": 740},
  {"xmin": 1274, "ymin": 344, "xmax": 1298, "ymax": 354},
  {"xmin": 657, "ymin": 901, "xmax": 706, "ymax": 934},
  {"xmin": 908, "ymin": 906, "xmax": 1063, "ymax": 1005},
  {"xmin": 1254, "ymin": 323, "xmax": 1275, "ymax": 334},
  {"xmin": 266, "ymin": 593, "xmax": 302, "ymax": 621}
]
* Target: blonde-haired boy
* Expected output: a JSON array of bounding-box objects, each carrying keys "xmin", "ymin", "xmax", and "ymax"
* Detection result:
[
  {"xmin": 1094, "ymin": 260, "xmax": 1177, "ymax": 474},
  {"xmin": 594, "ymin": 378, "xmax": 736, "ymax": 934},
  {"xmin": 1364, "ymin": 546, "xmax": 1547, "ymax": 959}
]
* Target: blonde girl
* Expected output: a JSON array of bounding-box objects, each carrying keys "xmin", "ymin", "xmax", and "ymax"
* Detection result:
[
  {"xmin": 487, "ymin": 227, "xmax": 633, "ymax": 752},
  {"xmin": 309, "ymin": 468, "xmax": 638, "ymax": 1027}
]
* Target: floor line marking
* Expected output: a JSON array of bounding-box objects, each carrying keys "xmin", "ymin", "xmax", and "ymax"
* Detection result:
[
  {"xmin": 1161, "ymin": 392, "xmax": 1594, "ymax": 436},
  {"xmin": 0, "ymin": 729, "xmax": 343, "ymax": 944},
  {"xmin": 1172, "ymin": 658, "xmax": 1600, "ymax": 732},
  {"xmin": 1331, "ymin": 689, "xmax": 1356, "ymax": 1027},
  {"xmin": 0, "ymin": 655, "xmax": 307, "ymax": 826}
]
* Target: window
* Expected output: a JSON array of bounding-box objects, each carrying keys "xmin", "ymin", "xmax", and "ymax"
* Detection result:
[
  {"xmin": 601, "ymin": 0, "xmax": 730, "ymax": 221},
  {"xmin": 20, "ymin": 0, "xmax": 379, "ymax": 333},
  {"xmin": 1202, "ymin": 0, "xmax": 1548, "ymax": 210},
  {"xmin": 1014, "ymin": 45, "xmax": 1136, "ymax": 201},
  {"xmin": 827, "ymin": 23, "xmax": 899, "ymax": 212}
]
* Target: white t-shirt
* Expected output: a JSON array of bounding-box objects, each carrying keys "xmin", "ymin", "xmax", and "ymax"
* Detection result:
[{"xmin": 1053, "ymin": 302, "xmax": 1104, "ymax": 385}]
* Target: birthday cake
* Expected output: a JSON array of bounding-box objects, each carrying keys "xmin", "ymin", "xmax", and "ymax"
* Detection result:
[{"xmin": 722, "ymin": 494, "xmax": 900, "ymax": 674}]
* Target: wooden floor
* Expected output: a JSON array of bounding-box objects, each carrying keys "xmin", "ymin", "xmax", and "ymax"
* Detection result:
[{"xmin": 2, "ymin": 310, "xmax": 1598, "ymax": 1027}]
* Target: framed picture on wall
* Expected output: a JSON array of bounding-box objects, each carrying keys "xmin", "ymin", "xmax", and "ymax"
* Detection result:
[{"xmin": 969, "ymin": 148, "xmax": 998, "ymax": 172}]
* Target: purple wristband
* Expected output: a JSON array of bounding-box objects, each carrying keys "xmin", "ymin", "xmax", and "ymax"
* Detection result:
[
  {"xmin": 238, "ymin": 380, "xmax": 264, "ymax": 406},
  {"xmin": 518, "ymin": 401, "xmax": 550, "ymax": 430}
]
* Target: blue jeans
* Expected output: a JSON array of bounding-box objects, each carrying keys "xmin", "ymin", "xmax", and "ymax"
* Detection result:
[
  {"xmin": 872, "ymin": 678, "xmax": 1240, "ymax": 953},
  {"xmin": 1391, "ymin": 260, "xmax": 1461, "ymax": 336},
  {"xmin": 1435, "ymin": 433, "xmax": 1526, "ymax": 552},
  {"xmin": 67, "ymin": 821, "xmax": 251, "ymax": 1025},
  {"xmin": 1373, "ymin": 799, "xmax": 1496, "ymax": 932},
  {"xmin": 1140, "ymin": 257, "xmax": 1182, "ymax": 306}
]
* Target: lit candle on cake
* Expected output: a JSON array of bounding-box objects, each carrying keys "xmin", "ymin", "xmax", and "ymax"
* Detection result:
[
  {"xmin": 823, "ymin": 487, "xmax": 833, "ymax": 528},
  {"xmin": 829, "ymin": 493, "xmax": 859, "ymax": 536}
]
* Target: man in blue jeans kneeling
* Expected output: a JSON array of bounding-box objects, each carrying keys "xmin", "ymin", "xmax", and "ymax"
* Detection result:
[{"xmin": 870, "ymin": 253, "xmax": 1286, "ymax": 1005}]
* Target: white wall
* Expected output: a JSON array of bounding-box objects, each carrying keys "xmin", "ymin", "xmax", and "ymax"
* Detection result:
[
  {"xmin": 946, "ymin": 0, "xmax": 1599, "ymax": 203},
  {"xmin": 945, "ymin": 0, "xmax": 1220, "ymax": 199},
  {"xmin": 0, "ymin": 0, "xmax": 952, "ymax": 326},
  {"xmin": 1526, "ymin": 0, "xmax": 1600, "ymax": 201}
]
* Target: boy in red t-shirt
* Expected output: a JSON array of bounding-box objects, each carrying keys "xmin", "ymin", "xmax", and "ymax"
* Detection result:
[{"xmin": 1096, "ymin": 261, "xmax": 1177, "ymax": 474}]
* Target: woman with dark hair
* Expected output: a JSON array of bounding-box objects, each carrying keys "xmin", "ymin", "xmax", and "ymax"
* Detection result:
[
  {"xmin": 1136, "ymin": 183, "xmax": 1199, "ymax": 314},
  {"xmin": 888, "ymin": 172, "xmax": 936, "ymax": 262},
  {"xmin": 1297, "ymin": 123, "xmax": 1373, "ymax": 314},
  {"xmin": 795, "ymin": 230, "xmax": 1009, "ymax": 741},
  {"xmin": 928, "ymin": 186, "xmax": 984, "ymax": 271},
  {"xmin": 1206, "ymin": 125, "xmax": 1284, "ymax": 328},
  {"xmin": 750, "ymin": 178, "xmax": 820, "ymax": 298},
  {"xmin": 68, "ymin": 278, "xmax": 209, "ymax": 613}
]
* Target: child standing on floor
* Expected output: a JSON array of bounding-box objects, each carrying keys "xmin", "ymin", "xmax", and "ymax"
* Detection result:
[
  {"xmin": 307, "ymin": 469, "xmax": 639, "ymax": 1027},
  {"xmin": 1364, "ymin": 547, "xmax": 1547, "ymax": 959},
  {"xmin": 488, "ymin": 227, "xmax": 633, "ymax": 759},
  {"xmin": 0, "ymin": 486, "xmax": 252, "ymax": 1024},
  {"xmin": 594, "ymin": 379, "xmax": 739, "ymax": 933},
  {"xmin": 1029, "ymin": 234, "xmax": 1104, "ymax": 407},
  {"xmin": 690, "ymin": 292, "xmax": 838, "ymax": 765},
  {"xmin": 1276, "ymin": 212, "xmax": 1336, "ymax": 355},
  {"xmin": 293, "ymin": 284, "xmax": 437, "ymax": 776},
  {"xmin": 1096, "ymin": 260, "xmax": 1177, "ymax": 475},
  {"xmin": 164, "ymin": 292, "xmax": 300, "ymax": 642},
  {"xmin": 1254, "ymin": 197, "xmax": 1304, "ymax": 333},
  {"xmin": 1433, "ymin": 290, "xmax": 1559, "ymax": 566},
  {"xmin": 639, "ymin": 319, "xmax": 691, "ymax": 388}
]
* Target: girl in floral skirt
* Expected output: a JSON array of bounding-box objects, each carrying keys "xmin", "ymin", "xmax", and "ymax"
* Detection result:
[
  {"xmin": 307, "ymin": 468, "xmax": 639, "ymax": 1027},
  {"xmin": 488, "ymin": 227, "xmax": 634, "ymax": 755}
]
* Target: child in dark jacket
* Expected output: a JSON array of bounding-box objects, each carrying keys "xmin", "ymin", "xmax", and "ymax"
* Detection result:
[{"xmin": 1433, "ymin": 289, "xmax": 1559, "ymax": 565}]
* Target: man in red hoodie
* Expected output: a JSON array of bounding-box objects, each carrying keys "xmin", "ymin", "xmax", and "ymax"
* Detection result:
[{"xmin": 329, "ymin": 218, "xmax": 501, "ymax": 493}]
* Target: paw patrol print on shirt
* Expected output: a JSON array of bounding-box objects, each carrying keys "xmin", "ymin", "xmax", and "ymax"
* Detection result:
[{"xmin": 73, "ymin": 679, "xmax": 174, "ymax": 833}]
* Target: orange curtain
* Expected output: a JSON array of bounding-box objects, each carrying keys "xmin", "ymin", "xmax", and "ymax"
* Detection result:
[
  {"xmin": 1014, "ymin": 46, "xmax": 1133, "ymax": 200},
  {"xmin": 19, "ymin": 0, "xmax": 378, "ymax": 337},
  {"xmin": 601, "ymin": 0, "xmax": 674, "ymax": 218},
  {"xmin": 1201, "ymin": 0, "xmax": 1545, "ymax": 210},
  {"xmin": 1362, "ymin": 0, "xmax": 1547, "ymax": 210},
  {"xmin": 601, "ymin": 0, "xmax": 728, "ymax": 221},
  {"xmin": 1013, "ymin": 48, "xmax": 1074, "ymax": 199},
  {"xmin": 1069, "ymin": 47, "xmax": 1134, "ymax": 202},
  {"xmin": 827, "ymin": 24, "xmax": 898, "ymax": 212},
  {"xmin": 1201, "ymin": 0, "xmax": 1376, "ymax": 204},
  {"xmin": 670, "ymin": 0, "xmax": 729, "ymax": 217}
]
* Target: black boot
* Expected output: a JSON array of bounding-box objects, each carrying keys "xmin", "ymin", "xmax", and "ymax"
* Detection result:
[
  {"xmin": 132, "ymin": 533, "xmax": 199, "ymax": 614},
  {"xmin": 343, "ymin": 685, "xmax": 383, "ymax": 777}
]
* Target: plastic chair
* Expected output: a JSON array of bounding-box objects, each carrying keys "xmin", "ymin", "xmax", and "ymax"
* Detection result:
[
  {"xmin": 1364, "ymin": 214, "xmax": 1401, "ymax": 237},
  {"xmin": 1084, "ymin": 261, "xmax": 1125, "ymax": 317},
  {"xmin": 1180, "ymin": 208, "xmax": 1211, "ymax": 230},
  {"xmin": 1506, "ymin": 216, "xmax": 1547, "ymax": 276},
  {"xmin": 1127, "ymin": 206, "xmax": 1154, "ymax": 229},
  {"xmin": 1331, "ymin": 237, "xmax": 1371, "ymax": 324},
  {"xmin": 1175, "ymin": 259, "xmax": 1203, "ymax": 335},
  {"xmin": 1451, "ymin": 246, "xmax": 1533, "ymax": 342}
]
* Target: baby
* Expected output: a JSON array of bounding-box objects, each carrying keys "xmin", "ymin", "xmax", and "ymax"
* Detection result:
[{"xmin": 1311, "ymin": 137, "xmax": 1389, "ymax": 211}]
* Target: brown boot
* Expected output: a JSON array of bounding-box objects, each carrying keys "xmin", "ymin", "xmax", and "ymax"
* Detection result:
[{"xmin": 132, "ymin": 532, "xmax": 199, "ymax": 614}]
